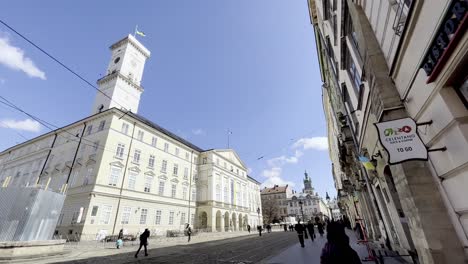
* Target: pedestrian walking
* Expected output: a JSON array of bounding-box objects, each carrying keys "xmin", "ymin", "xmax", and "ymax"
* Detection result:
[
  {"xmin": 294, "ymin": 220, "xmax": 306, "ymax": 248},
  {"xmin": 306, "ymin": 220, "xmax": 315, "ymax": 241},
  {"xmin": 185, "ymin": 223, "xmax": 192, "ymax": 242},
  {"xmin": 135, "ymin": 228, "xmax": 150, "ymax": 258},
  {"xmin": 247, "ymin": 224, "xmax": 251, "ymax": 233},
  {"xmin": 116, "ymin": 229, "xmax": 124, "ymax": 249},
  {"xmin": 317, "ymin": 220, "xmax": 325, "ymax": 237},
  {"xmin": 257, "ymin": 225, "xmax": 262, "ymax": 236},
  {"xmin": 320, "ymin": 221, "xmax": 362, "ymax": 264},
  {"xmin": 283, "ymin": 224, "xmax": 287, "ymax": 232},
  {"xmin": 267, "ymin": 224, "xmax": 271, "ymax": 233}
]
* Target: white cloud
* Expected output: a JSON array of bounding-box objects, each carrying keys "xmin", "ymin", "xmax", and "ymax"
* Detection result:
[
  {"xmin": 0, "ymin": 118, "xmax": 41, "ymax": 132},
  {"xmin": 0, "ymin": 36, "xmax": 46, "ymax": 80},
  {"xmin": 293, "ymin": 136, "xmax": 328, "ymax": 151},
  {"xmin": 260, "ymin": 167, "xmax": 295, "ymax": 188},
  {"xmin": 191, "ymin": 128, "xmax": 205, "ymax": 136},
  {"xmin": 267, "ymin": 149, "xmax": 304, "ymax": 167}
]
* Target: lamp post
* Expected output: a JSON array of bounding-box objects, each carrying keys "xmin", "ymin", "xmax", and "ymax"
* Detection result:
[
  {"xmin": 326, "ymin": 192, "xmax": 332, "ymax": 221},
  {"xmin": 298, "ymin": 200, "xmax": 308, "ymax": 239}
]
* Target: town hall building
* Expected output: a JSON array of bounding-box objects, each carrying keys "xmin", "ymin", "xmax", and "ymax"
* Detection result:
[{"xmin": 0, "ymin": 34, "xmax": 263, "ymax": 239}]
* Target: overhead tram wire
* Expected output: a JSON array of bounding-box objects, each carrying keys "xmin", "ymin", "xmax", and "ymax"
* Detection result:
[{"xmin": 0, "ymin": 19, "xmax": 128, "ymax": 112}]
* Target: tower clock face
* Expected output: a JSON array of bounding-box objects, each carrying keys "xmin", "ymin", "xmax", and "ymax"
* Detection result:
[{"xmin": 114, "ymin": 57, "xmax": 120, "ymax": 64}]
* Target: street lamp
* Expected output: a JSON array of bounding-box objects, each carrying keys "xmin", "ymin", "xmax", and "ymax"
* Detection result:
[
  {"xmin": 298, "ymin": 200, "xmax": 308, "ymax": 239},
  {"xmin": 326, "ymin": 192, "xmax": 332, "ymax": 221}
]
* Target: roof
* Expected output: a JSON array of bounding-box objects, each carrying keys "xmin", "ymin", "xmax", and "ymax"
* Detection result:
[
  {"xmin": 127, "ymin": 111, "xmax": 204, "ymax": 152},
  {"xmin": 247, "ymin": 175, "xmax": 260, "ymax": 184},
  {"xmin": 261, "ymin": 185, "xmax": 289, "ymax": 194}
]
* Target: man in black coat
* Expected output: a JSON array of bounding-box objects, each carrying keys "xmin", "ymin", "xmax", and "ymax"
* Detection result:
[
  {"xmin": 306, "ymin": 220, "xmax": 315, "ymax": 241},
  {"xmin": 135, "ymin": 229, "xmax": 150, "ymax": 258},
  {"xmin": 294, "ymin": 220, "xmax": 306, "ymax": 248}
]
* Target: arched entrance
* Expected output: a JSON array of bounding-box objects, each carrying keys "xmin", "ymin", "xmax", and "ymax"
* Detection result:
[
  {"xmin": 215, "ymin": 211, "xmax": 222, "ymax": 232},
  {"xmin": 224, "ymin": 212, "xmax": 229, "ymax": 232},
  {"xmin": 231, "ymin": 213, "xmax": 237, "ymax": 231},
  {"xmin": 199, "ymin": 211, "xmax": 208, "ymax": 230}
]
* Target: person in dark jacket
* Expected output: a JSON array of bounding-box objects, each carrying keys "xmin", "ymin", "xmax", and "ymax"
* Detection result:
[
  {"xmin": 257, "ymin": 225, "xmax": 262, "ymax": 236},
  {"xmin": 283, "ymin": 224, "xmax": 287, "ymax": 232},
  {"xmin": 320, "ymin": 221, "xmax": 362, "ymax": 264},
  {"xmin": 247, "ymin": 224, "xmax": 251, "ymax": 233},
  {"xmin": 118, "ymin": 229, "xmax": 124, "ymax": 240},
  {"xmin": 185, "ymin": 224, "xmax": 192, "ymax": 242},
  {"xmin": 135, "ymin": 229, "xmax": 150, "ymax": 258},
  {"xmin": 294, "ymin": 220, "xmax": 306, "ymax": 248},
  {"xmin": 317, "ymin": 220, "xmax": 325, "ymax": 237},
  {"xmin": 306, "ymin": 220, "xmax": 315, "ymax": 241},
  {"xmin": 266, "ymin": 224, "xmax": 272, "ymax": 233}
]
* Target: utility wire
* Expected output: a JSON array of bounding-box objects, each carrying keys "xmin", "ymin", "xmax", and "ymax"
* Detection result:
[{"xmin": 0, "ymin": 19, "xmax": 128, "ymax": 111}]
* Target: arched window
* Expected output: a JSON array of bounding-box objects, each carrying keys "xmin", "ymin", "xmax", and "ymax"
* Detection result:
[{"xmin": 224, "ymin": 186, "xmax": 228, "ymax": 203}]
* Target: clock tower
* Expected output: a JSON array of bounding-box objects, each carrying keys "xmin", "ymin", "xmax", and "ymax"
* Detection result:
[{"xmin": 92, "ymin": 34, "xmax": 151, "ymax": 114}]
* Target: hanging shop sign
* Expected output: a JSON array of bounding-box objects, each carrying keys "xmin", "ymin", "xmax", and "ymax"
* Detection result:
[
  {"xmin": 375, "ymin": 118, "xmax": 428, "ymax": 164},
  {"xmin": 420, "ymin": 0, "xmax": 467, "ymax": 83}
]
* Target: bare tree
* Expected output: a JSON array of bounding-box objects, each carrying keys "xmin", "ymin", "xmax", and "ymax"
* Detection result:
[{"xmin": 262, "ymin": 198, "xmax": 279, "ymax": 224}]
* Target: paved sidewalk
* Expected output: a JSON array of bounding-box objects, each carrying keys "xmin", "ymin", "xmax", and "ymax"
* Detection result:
[{"xmin": 265, "ymin": 230, "xmax": 409, "ymax": 264}]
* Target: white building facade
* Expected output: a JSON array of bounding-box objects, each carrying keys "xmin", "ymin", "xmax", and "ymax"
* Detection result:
[{"xmin": 0, "ymin": 34, "xmax": 262, "ymax": 239}]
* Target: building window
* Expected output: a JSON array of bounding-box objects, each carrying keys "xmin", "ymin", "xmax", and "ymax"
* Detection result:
[
  {"xmin": 161, "ymin": 160, "xmax": 167, "ymax": 173},
  {"xmin": 175, "ymin": 148, "xmax": 179, "ymax": 156},
  {"xmin": 148, "ymin": 155, "xmax": 155, "ymax": 168},
  {"xmin": 108, "ymin": 167, "xmax": 121, "ymax": 186},
  {"xmin": 171, "ymin": 184, "xmax": 177, "ymax": 198},
  {"xmin": 164, "ymin": 143, "xmax": 169, "ymax": 152},
  {"xmin": 216, "ymin": 158, "xmax": 219, "ymax": 166},
  {"xmin": 121, "ymin": 123, "xmax": 129, "ymax": 134},
  {"xmin": 158, "ymin": 181, "xmax": 165, "ymax": 196},
  {"xmin": 121, "ymin": 207, "xmax": 131, "ymax": 224},
  {"xmin": 347, "ymin": 49, "xmax": 362, "ymax": 93},
  {"xmin": 216, "ymin": 184, "xmax": 221, "ymax": 201},
  {"xmin": 155, "ymin": 210, "xmax": 162, "ymax": 225},
  {"xmin": 182, "ymin": 187, "xmax": 187, "ymax": 200},
  {"xmin": 192, "ymin": 189, "xmax": 197, "ymax": 201},
  {"xmin": 99, "ymin": 205, "xmax": 112, "ymax": 225},
  {"xmin": 173, "ymin": 164, "xmax": 178, "ymax": 176},
  {"xmin": 116, "ymin": 143, "xmax": 125, "ymax": 158},
  {"xmin": 137, "ymin": 130, "xmax": 144, "ymax": 141},
  {"xmin": 140, "ymin": 209, "xmax": 148, "ymax": 225},
  {"xmin": 92, "ymin": 141, "xmax": 99, "ymax": 153},
  {"xmin": 128, "ymin": 172, "xmax": 137, "ymax": 190},
  {"xmin": 98, "ymin": 120, "xmax": 106, "ymax": 131},
  {"xmin": 185, "ymin": 152, "xmax": 189, "ymax": 160},
  {"xmin": 180, "ymin": 212, "xmax": 186, "ymax": 225},
  {"xmin": 224, "ymin": 186, "xmax": 228, "ymax": 203},
  {"xmin": 236, "ymin": 169, "xmax": 239, "ymax": 175},
  {"xmin": 169, "ymin": 211, "xmax": 174, "ymax": 225},
  {"xmin": 323, "ymin": 0, "xmax": 331, "ymax": 20},
  {"xmin": 91, "ymin": 206, "xmax": 99, "ymax": 216},
  {"xmin": 133, "ymin": 149, "xmax": 141, "ymax": 164},
  {"xmin": 203, "ymin": 157, "xmax": 207, "ymax": 164},
  {"xmin": 144, "ymin": 176, "xmax": 153, "ymax": 193},
  {"xmin": 151, "ymin": 136, "xmax": 157, "ymax": 147},
  {"xmin": 184, "ymin": 167, "xmax": 189, "ymax": 180},
  {"xmin": 326, "ymin": 37, "xmax": 338, "ymax": 78},
  {"xmin": 86, "ymin": 125, "xmax": 93, "ymax": 136},
  {"xmin": 191, "ymin": 214, "xmax": 195, "ymax": 225}
]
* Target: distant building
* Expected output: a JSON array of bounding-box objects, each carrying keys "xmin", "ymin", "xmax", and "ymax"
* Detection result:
[
  {"xmin": 260, "ymin": 184, "xmax": 293, "ymax": 223},
  {"xmin": 286, "ymin": 172, "xmax": 330, "ymax": 222},
  {"xmin": 0, "ymin": 34, "xmax": 262, "ymax": 240}
]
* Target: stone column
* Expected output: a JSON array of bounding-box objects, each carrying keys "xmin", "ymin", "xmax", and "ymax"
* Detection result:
[{"xmin": 220, "ymin": 213, "xmax": 225, "ymax": 232}]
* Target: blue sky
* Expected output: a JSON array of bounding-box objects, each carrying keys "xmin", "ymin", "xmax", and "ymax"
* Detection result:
[{"xmin": 0, "ymin": 0, "xmax": 336, "ymax": 198}]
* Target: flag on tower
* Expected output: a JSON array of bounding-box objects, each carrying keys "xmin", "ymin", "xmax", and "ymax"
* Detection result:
[{"xmin": 136, "ymin": 30, "xmax": 146, "ymax": 37}]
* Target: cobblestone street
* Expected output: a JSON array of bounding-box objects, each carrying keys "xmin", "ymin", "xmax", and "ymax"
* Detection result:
[{"xmin": 61, "ymin": 232, "xmax": 297, "ymax": 264}]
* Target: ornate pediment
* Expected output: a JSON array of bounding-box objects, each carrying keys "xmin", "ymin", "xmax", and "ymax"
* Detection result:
[
  {"xmin": 86, "ymin": 159, "xmax": 96, "ymax": 166},
  {"xmin": 144, "ymin": 171, "xmax": 155, "ymax": 176},
  {"xmin": 182, "ymin": 181, "xmax": 189, "ymax": 186},
  {"xmin": 171, "ymin": 178, "xmax": 179, "ymax": 183},
  {"xmin": 109, "ymin": 161, "xmax": 125, "ymax": 168},
  {"xmin": 158, "ymin": 174, "xmax": 168, "ymax": 180},
  {"xmin": 128, "ymin": 166, "xmax": 141, "ymax": 173}
]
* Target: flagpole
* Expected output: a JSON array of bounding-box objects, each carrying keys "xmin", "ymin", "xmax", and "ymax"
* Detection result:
[
  {"xmin": 134, "ymin": 25, "xmax": 138, "ymax": 37},
  {"xmin": 227, "ymin": 129, "xmax": 231, "ymax": 149}
]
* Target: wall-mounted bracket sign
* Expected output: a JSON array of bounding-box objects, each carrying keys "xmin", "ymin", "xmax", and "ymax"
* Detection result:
[
  {"xmin": 420, "ymin": 0, "xmax": 467, "ymax": 83},
  {"xmin": 375, "ymin": 118, "xmax": 428, "ymax": 164}
]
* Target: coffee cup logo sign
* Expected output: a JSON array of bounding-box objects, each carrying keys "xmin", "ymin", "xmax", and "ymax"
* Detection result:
[{"xmin": 375, "ymin": 118, "xmax": 428, "ymax": 164}]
